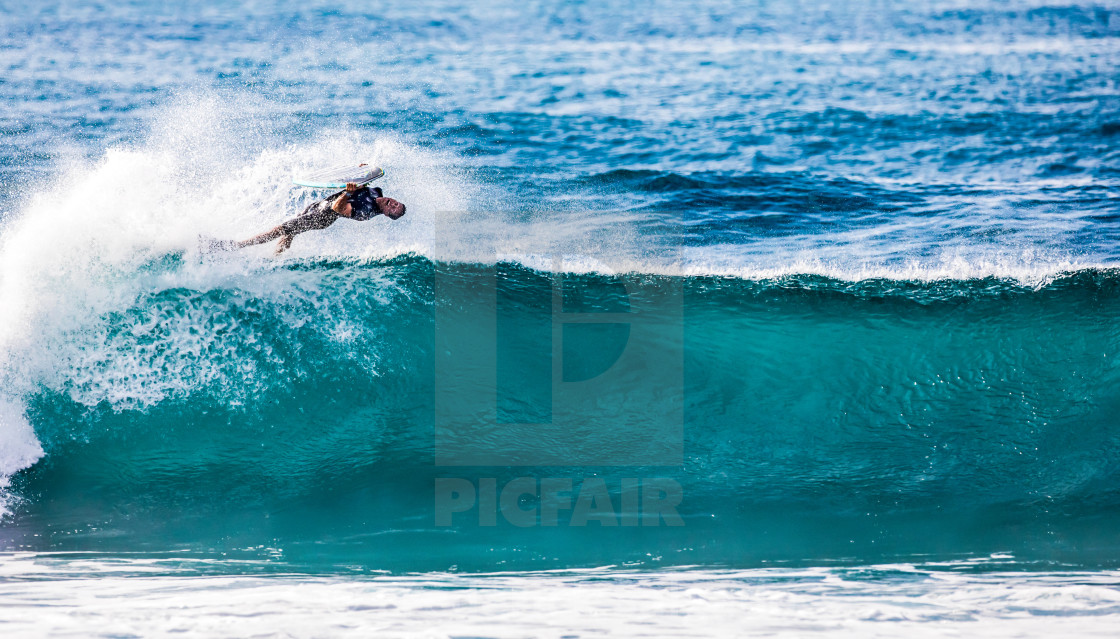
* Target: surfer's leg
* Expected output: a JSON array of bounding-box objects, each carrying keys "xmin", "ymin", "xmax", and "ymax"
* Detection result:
[
  {"xmin": 235, "ymin": 225, "xmax": 284, "ymax": 249},
  {"xmin": 275, "ymin": 203, "xmax": 338, "ymax": 251},
  {"xmin": 275, "ymin": 234, "xmax": 294, "ymax": 255},
  {"xmin": 237, "ymin": 202, "xmax": 337, "ymax": 252},
  {"xmin": 236, "ymin": 203, "xmax": 324, "ymax": 248}
]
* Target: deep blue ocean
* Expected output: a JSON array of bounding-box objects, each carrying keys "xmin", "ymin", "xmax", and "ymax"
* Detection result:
[{"xmin": 2, "ymin": 0, "xmax": 1120, "ymax": 635}]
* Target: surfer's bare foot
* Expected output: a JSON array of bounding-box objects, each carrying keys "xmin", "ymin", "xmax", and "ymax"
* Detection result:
[{"xmin": 275, "ymin": 235, "xmax": 293, "ymax": 255}]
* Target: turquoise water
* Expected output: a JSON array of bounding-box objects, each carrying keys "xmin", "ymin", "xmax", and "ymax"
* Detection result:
[
  {"xmin": 2, "ymin": 0, "xmax": 1120, "ymax": 634},
  {"xmin": 5, "ymin": 262, "xmax": 1120, "ymax": 572}
]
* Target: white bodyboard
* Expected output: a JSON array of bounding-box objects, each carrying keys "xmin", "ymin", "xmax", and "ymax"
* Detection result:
[{"xmin": 293, "ymin": 164, "xmax": 384, "ymax": 189}]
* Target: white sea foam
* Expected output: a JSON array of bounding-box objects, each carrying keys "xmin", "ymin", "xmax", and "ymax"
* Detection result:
[
  {"xmin": 0, "ymin": 556, "xmax": 1118, "ymax": 638},
  {"xmin": 0, "ymin": 401, "xmax": 42, "ymax": 518}
]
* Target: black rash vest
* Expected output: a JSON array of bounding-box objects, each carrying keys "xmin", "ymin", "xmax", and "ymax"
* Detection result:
[{"xmin": 343, "ymin": 186, "xmax": 383, "ymax": 221}]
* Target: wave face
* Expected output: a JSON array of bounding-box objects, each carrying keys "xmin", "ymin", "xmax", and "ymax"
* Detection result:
[
  {"xmin": 5, "ymin": 256, "xmax": 1120, "ymax": 571},
  {"xmin": 1, "ymin": 0, "xmax": 1119, "ymax": 574}
]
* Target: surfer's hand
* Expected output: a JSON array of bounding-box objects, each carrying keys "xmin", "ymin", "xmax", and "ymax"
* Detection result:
[{"xmin": 345, "ymin": 182, "xmax": 359, "ymax": 192}]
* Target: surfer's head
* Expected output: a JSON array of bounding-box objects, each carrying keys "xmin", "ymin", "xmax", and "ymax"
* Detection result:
[{"xmin": 378, "ymin": 197, "xmax": 406, "ymax": 220}]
